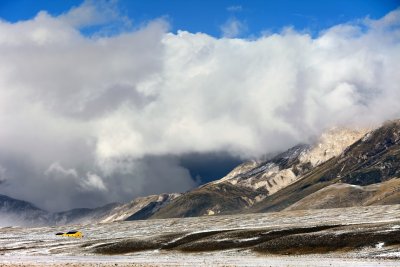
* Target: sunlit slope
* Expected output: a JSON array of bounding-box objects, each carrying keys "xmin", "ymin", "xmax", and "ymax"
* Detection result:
[
  {"xmin": 285, "ymin": 178, "xmax": 400, "ymax": 211},
  {"xmin": 151, "ymin": 128, "xmax": 368, "ymax": 218},
  {"xmin": 251, "ymin": 120, "xmax": 400, "ymax": 213}
]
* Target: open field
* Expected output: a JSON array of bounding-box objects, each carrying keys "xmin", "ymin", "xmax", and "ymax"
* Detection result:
[{"xmin": 1, "ymin": 205, "xmax": 400, "ymax": 266}]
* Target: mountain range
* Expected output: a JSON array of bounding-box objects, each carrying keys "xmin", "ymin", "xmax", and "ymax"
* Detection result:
[{"xmin": 1, "ymin": 120, "xmax": 400, "ymax": 227}]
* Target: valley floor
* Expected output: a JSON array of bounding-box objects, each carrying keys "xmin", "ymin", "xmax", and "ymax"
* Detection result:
[{"xmin": 1, "ymin": 205, "xmax": 400, "ymax": 266}]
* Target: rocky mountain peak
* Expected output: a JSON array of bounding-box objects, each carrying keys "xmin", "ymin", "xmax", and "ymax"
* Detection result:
[
  {"xmin": 211, "ymin": 127, "xmax": 369, "ymax": 195},
  {"xmin": 299, "ymin": 127, "xmax": 370, "ymax": 167}
]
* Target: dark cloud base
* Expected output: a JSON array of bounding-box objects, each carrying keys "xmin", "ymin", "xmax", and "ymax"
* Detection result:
[{"xmin": 179, "ymin": 152, "xmax": 243, "ymax": 184}]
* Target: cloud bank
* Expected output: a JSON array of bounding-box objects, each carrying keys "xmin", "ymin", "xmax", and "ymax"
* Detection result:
[{"xmin": 0, "ymin": 2, "xmax": 399, "ymax": 211}]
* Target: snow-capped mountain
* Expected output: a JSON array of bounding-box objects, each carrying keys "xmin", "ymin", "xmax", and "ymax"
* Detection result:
[{"xmin": 214, "ymin": 127, "xmax": 368, "ymax": 193}]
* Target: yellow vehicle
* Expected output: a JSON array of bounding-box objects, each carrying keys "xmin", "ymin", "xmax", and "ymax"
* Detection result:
[{"xmin": 55, "ymin": 231, "xmax": 83, "ymax": 238}]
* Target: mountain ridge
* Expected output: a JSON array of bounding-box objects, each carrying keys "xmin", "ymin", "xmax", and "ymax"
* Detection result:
[
  {"xmin": 2, "ymin": 120, "xmax": 400, "ymax": 226},
  {"xmin": 249, "ymin": 119, "xmax": 400, "ymax": 213},
  {"xmin": 0, "ymin": 193, "xmax": 179, "ymax": 227},
  {"xmin": 150, "ymin": 127, "xmax": 369, "ymax": 219}
]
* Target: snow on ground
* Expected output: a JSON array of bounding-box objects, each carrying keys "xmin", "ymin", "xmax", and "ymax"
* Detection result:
[
  {"xmin": 1, "ymin": 205, "xmax": 400, "ymax": 266},
  {"xmin": 1, "ymin": 254, "xmax": 400, "ymax": 267}
]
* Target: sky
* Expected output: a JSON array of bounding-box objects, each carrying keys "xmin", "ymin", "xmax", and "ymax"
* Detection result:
[
  {"xmin": 1, "ymin": 0, "xmax": 399, "ymax": 37},
  {"xmin": 0, "ymin": 0, "xmax": 399, "ymax": 211}
]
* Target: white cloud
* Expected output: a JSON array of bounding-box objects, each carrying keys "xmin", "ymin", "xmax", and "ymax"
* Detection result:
[
  {"xmin": 45, "ymin": 162, "xmax": 78, "ymax": 178},
  {"xmin": 0, "ymin": 2, "xmax": 399, "ymax": 210},
  {"xmin": 220, "ymin": 17, "xmax": 247, "ymax": 38},
  {"xmin": 81, "ymin": 173, "xmax": 107, "ymax": 191},
  {"xmin": 44, "ymin": 163, "xmax": 107, "ymax": 192}
]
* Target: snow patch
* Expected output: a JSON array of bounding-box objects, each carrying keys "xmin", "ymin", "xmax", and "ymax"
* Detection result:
[{"xmin": 376, "ymin": 242, "xmax": 385, "ymax": 249}]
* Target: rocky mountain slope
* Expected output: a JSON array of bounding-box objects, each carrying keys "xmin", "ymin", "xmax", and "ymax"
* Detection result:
[
  {"xmin": 285, "ymin": 178, "xmax": 400, "ymax": 211},
  {"xmin": 53, "ymin": 193, "xmax": 180, "ymax": 225},
  {"xmin": 50, "ymin": 203, "xmax": 121, "ymax": 225},
  {"xmin": 0, "ymin": 194, "xmax": 49, "ymax": 227},
  {"xmin": 250, "ymin": 120, "xmax": 400, "ymax": 213},
  {"xmin": 99, "ymin": 193, "xmax": 180, "ymax": 222},
  {"xmin": 151, "ymin": 182, "xmax": 262, "ymax": 218},
  {"xmin": 0, "ymin": 193, "xmax": 179, "ymax": 227},
  {"xmin": 151, "ymin": 127, "xmax": 368, "ymax": 219}
]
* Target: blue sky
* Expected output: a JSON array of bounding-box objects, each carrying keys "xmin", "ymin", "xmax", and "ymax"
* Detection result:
[{"xmin": 0, "ymin": 0, "xmax": 399, "ymax": 37}]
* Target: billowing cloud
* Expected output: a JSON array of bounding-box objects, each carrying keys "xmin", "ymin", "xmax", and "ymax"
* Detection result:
[{"xmin": 0, "ymin": 1, "xmax": 399, "ymax": 211}]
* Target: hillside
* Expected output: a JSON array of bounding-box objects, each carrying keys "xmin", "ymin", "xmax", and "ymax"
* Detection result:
[
  {"xmin": 151, "ymin": 127, "xmax": 368, "ymax": 218},
  {"xmin": 250, "ymin": 120, "xmax": 400, "ymax": 213},
  {"xmin": 151, "ymin": 182, "xmax": 262, "ymax": 218},
  {"xmin": 0, "ymin": 193, "xmax": 179, "ymax": 227},
  {"xmin": 100, "ymin": 193, "xmax": 180, "ymax": 222},
  {"xmin": 285, "ymin": 178, "xmax": 400, "ymax": 211},
  {"xmin": 0, "ymin": 194, "xmax": 49, "ymax": 227}
]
